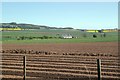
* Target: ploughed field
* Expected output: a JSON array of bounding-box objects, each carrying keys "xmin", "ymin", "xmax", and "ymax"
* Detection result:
[{"xmin": 1, "ymin": 42, "xmax": 120, "ymax": 80}]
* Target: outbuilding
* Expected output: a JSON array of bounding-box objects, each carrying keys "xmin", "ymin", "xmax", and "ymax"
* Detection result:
[{"xmin": 61, "ymin": 34, "xmax": 73, "ymax": 39}]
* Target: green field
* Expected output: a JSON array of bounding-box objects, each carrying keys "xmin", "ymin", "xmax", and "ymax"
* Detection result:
[{"xmin": 1, "ymin": 29, "xmax": 118, "ymax": 44}]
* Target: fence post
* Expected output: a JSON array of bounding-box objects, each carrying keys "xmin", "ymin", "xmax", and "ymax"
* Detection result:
[
  {"xmin": 23, "ymin": 56, "xmax": 26, "ymax": 80},
  {"xmin": 97, "ymin": 59, "xmax": 101, "ymax": 80}
]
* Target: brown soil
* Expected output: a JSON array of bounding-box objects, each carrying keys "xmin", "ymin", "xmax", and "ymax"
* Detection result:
[
  {"xmin": 2, "ymin": 42, "xmax": 118, "ymax": 55},
  {"xmin": 1, "ymin": 42, "xmax": 119, "ymax": 80}
]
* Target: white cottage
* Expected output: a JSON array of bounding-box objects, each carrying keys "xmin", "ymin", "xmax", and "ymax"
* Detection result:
[{"xmin": 62, "ymin": 34, "xmax": 73, "ymax": 39}]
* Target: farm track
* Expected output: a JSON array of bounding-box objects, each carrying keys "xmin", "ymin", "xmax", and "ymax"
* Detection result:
[{"xmin": 1, "ymin": 42, "xmax": 120, "ymax": 80}]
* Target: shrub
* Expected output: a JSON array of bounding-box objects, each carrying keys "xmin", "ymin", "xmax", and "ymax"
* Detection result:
[{"xmin": 93, "ymin": 34, "xmax": 97, "ymax": 38}]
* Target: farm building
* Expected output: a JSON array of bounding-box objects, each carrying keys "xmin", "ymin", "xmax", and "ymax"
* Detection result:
[{"xmin": 61, "ymin": 34, "xmax": 73, "ymax": 39}]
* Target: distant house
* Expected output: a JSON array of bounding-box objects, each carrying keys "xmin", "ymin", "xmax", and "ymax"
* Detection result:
[{"xmin": 61, "ymin": 34, "xmax": 73, "ymax": 39}]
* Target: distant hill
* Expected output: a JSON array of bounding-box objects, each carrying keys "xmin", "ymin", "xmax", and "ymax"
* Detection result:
[{"xmin": 0, "ymin": 22, "xmax": 74, "ymax": 30}]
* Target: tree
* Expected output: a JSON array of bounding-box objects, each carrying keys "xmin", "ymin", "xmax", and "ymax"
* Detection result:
[
  {"xmin": 10, "ymin": 22, "xmax": 17, "ymax": 25},
  {"xmin": 93, "ymin": 34, "xmax": 97, "ymax": 38}
]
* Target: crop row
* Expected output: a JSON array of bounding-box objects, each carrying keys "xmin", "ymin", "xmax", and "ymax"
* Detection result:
[{"xmin": 1, "ymin": 51, "xmax": 119, "ymax": 80}]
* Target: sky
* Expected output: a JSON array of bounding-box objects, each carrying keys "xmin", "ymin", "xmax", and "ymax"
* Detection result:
[
  {"xmin": 1, "ymin": 0, "xmax": 120, "ymax": 2},
  {"xmin": 2, "ymin": 2, "xmax": 118, "ymax": 29}
]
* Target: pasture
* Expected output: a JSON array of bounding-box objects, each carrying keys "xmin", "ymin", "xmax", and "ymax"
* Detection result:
[{"xmin": 1, "ymin": 29, "xmax": 118, "ymax": 44}]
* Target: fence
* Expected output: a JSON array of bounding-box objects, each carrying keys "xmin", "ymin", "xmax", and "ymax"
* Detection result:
[{"xmin": 23, "ymin": 56, "xmax": 101, "ymax": 80}]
